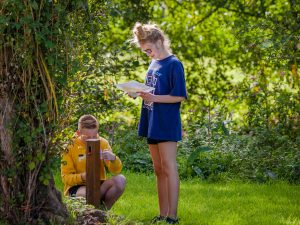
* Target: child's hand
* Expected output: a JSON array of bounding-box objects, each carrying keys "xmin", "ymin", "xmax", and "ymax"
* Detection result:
[
  {"xmin": 81, "ymin": 172, "xmax": 86, "ymax": 181},
  {"xmin": 102, "ymin": 151, "xmax": 116, "ymax": 161}
]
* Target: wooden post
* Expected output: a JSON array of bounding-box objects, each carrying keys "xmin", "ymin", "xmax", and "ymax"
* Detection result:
[{"xmin": 86, "ymin": 139, "xmax": 101, "ymax": 207}]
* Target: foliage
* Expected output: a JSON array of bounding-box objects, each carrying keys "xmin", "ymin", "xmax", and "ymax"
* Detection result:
[
  {"xmin": 180, "ymin": 120, "xmax": 300, "ymax": 183},
  {"xmin": 112, "ymin": 125, "xmax": 153, "ymax": 173},
  {"xmin": 64, "ymin": 197, "xmax": 129, "ymax": 224}
]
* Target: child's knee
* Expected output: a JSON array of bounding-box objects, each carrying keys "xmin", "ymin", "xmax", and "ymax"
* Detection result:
[{"xmin": 114, "ymin": 175, "xmax": 126, "ymax": 191}]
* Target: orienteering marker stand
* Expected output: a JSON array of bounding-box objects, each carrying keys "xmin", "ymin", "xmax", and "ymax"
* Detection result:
[{"xmin": 86, "ymin": 139, "xmax": 102, "ymax": 207}]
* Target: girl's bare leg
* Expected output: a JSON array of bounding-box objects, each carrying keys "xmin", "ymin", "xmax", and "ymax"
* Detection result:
[
  {"xmin": 149, "ymin": 144, "xmax": 169, "ymax": 216},
  {"xmin": 158, "ymin": 141, "xmax": 179, "ymax": 218}
]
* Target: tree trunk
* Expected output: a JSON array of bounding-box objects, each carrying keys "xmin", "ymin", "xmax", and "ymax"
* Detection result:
[
  {"xmin": 0, "ymin": 45, "xmax": 69, "ymax": 224},
  {"xmin": 35, "ymin": 177, "xmax": 69, "ymax": 224}
]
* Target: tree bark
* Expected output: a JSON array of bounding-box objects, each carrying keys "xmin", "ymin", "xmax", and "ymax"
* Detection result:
[{"xmin": 0, "ymin": 46, "xmax": 69, "ymax": 224}]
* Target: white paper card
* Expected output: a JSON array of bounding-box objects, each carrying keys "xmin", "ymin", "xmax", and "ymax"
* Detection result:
[{"xmin": 116, "ymin": 80, "xmax": 155, "ymax": 93}]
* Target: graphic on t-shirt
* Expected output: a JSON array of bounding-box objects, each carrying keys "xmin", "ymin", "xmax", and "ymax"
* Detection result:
[
  {"xmin": 143, "ymin": 71, "xmax": 159, "ymax": 110},
  {"xmin": 154, "ymin": 71, "xmax": 162, "ymax": 77},
  {"xmin": 146, "ymin": 74, "xmax": 157, "ymax": 87}
]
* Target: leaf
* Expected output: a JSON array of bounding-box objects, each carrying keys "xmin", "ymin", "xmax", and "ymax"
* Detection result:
[
  {"xmin": 260, "ymin": 40, "xmax": 273, "ymax": 49},
  {"xmin": 31, "ymin": 1, "xmax": 38, "ymax": 10},
  {"xmin": 192, "ymin": 166, "xmax": 203, "ymax": 176},
  {"xmin": 187, "ymin": 146, "xmax": 211, "ymax": 165},
  {"xmin": 222, "ymin": 121, "xmax": 230, "ymax": 135},
  {"xmin": 46, "ymin": 56, "xmax": 54, "ymax": 65},
  {"xmin": 45, "ymin": 40, "xmax": 54, "ymax": 49},
  {"xmin": 132, "ymin": 61, "xmax": 139, "ymax": 66},
  {"xmin": 42, "ymin": 179, "xmax": 49, "ymax": 186},
  {"xmin": 37, "ymin": 152, "xmax": 45, "ymax": 161},
  {"xmin": 28, "ymin": 162, "xmax": 35, "ymax": 170}
]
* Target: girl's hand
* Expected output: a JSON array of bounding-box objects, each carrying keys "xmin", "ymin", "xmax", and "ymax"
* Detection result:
[
  {"xmin": 102, "ymin": 150, "xmax": 116, "ymax": 161},
  {"xmin": 137, "ymin": 92, "xmax": 156, "ymax": 102}
]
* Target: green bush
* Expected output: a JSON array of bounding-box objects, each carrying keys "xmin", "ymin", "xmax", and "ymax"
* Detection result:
[
  {"xmin": 181, "ymin": 123, "xmax": 300, "ymax": 183},
  {"xmin": 113, "ymin": 127, "xmax": 153, "ymax": 174},
  {"xmin": 229, "ymin": 128, "xmax": 300, "ymax": 183}
]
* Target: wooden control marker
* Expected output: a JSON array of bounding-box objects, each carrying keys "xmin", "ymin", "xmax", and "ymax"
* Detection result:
[{"xmin": 86, "ymin": 139, "xmax": 101, "ymax": 207}]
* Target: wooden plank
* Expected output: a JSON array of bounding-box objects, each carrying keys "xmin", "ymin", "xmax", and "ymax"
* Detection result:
[{"xmin": 86, "ymin": 139, "xmax": 101, "ymax": 207}]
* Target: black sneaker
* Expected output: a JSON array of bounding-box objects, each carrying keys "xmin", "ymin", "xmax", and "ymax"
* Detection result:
[
  {"xmin": 151, "ymin": 215, "xmax": 166, "ymax": 223},
  {"xmin": 166, "ymin": 217, "xmax": 179, "ymax": 224}
]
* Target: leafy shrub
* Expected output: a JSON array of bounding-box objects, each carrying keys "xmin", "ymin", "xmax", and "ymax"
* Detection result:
[
  {"xmin": 181, "ymin": 122, "xmax": 300, "ymax": 183},
  {"xmin": 112, "ymin": 126, "xmax": 153, "ymax": 173},
  {"xmin": 178, "ymin": 120, "xmax": 233, "ymax": 181},
  {"xmin": 229, "ymin": 128, "xmax": 300, "ymax": 183}
]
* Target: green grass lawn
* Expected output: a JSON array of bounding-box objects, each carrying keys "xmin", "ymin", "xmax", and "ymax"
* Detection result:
[{"xmin": 54, "ymin": 170, "xmax": 300, "ymax": 225}]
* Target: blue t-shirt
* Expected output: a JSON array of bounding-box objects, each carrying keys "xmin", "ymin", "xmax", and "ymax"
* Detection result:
[{"xmin": 138, "ymin": 55, "xmax": 187, "ymax": 141}]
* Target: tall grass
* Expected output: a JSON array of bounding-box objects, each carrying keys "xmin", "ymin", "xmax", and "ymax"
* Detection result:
[{"xmin": 54, "ymin": 170, "xmax": 300, "ymax": 225}]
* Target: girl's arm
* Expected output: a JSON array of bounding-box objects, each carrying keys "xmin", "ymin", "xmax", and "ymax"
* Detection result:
[{"xmin": 138, "ymin": 92, "xmax": 185, "ymax": 103}]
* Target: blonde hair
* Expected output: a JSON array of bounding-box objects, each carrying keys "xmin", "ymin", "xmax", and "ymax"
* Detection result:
[
  {"xmin": 132, "ymin": 22, "xmax": 171, "ymax": 50},
  {"xmin": 78, "ymin": 115, "xmax": 99, "ymax": 130}
]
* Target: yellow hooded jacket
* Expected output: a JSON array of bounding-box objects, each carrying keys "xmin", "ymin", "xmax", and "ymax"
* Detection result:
[{"xmin": 61, "ymin": 135, "xmax": 122, "ymax": 196}]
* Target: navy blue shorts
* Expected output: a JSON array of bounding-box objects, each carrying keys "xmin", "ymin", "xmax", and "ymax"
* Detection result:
[{"xmin": 147, "ymin": 138, "xmax": 172, "ymax": 144}]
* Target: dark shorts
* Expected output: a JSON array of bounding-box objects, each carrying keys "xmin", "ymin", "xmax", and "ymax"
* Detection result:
[
  {"xmin": 68, "ymin": 185, "xmax": 84, "ymax": 197},
  {"xmin": 147, "ymin": 138, "xmax": 173, "ymax": 145},
  {"xmin": 68, "ymin": 181, "xmax": 105, "ymax": 197}
]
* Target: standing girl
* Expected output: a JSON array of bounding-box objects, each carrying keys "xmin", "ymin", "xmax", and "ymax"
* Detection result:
[{"xmin": 132, "ymin": 22, "xmax": 187, "ymax": 224}]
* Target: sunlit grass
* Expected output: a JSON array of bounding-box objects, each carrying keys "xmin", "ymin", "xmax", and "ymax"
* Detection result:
[{"xmin": 54, "ymin": 170, "xmax": 300, "ymax": 225}]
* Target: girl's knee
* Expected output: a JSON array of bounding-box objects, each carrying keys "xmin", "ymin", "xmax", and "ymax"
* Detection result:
[
  {"xmin": 153, "ymin": 165, "xmax": 165, "ymax": 177},
  {"xmin": 162, "ymin": 162, "xmax": 178, "ymax": 177}
]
